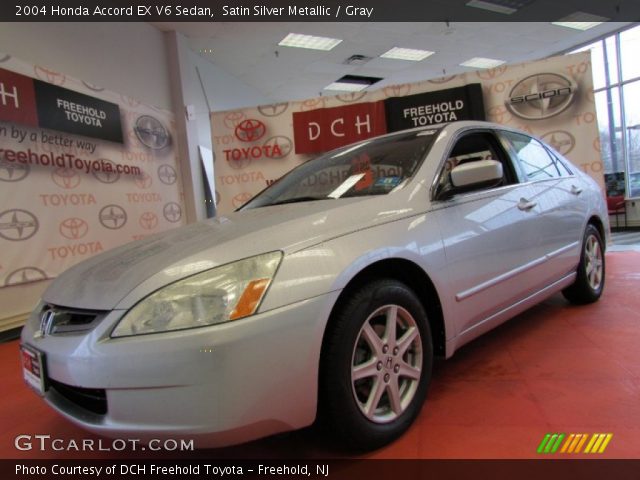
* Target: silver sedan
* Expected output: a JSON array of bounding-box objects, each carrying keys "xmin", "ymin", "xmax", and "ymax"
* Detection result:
[{"xmin": 20, "ymin": 121, "xmax": 608, "ymax": 450}]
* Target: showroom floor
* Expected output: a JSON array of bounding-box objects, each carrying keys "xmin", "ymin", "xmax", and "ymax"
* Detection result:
[{"xmin": 1, "ymin": 251, "xmax": 639, "ymax": 459}]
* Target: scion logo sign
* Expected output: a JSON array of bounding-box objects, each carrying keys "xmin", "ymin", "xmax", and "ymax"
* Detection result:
[
  {"xmin": 51, "ymin": 167, "xmax": 81, "ymax": 189},
  {"xmin": 59, "ymin": 217, "xmax": 89, "ymax": 240},
  {"xmin": 158, "ymin": 164, "xmax": 177, "ymax": 185},
  {"xmin": 235, "ymin": 119, "xmax": 266, "ymax": 143},
  {"xmin": 0, "ymin": 209, "xmax": 39, "ymax": 241},
  {"xmin": 92, "ymin": 159, "xmax": 120, "ymax": 183},
  {"xmin": 506, "ymin": 73, "xmax": 577, "ymax": 120},
  {"xmin": 134, "ymin": 115, "xmax": 170, "ymax": 149},
  {"xmin": 541, "ymin": 130, "xmax": 576, "ymax": 155},
  {"xmin": 163, "ymin": 202, "xmax": 182, "ymax": 223},
  {"xmin": 476, "ymin": 65, "xmax": 507, "ymax": 80},
  {"xmin": 34, "ymin": 66, "xmax": 65, "ymax": 85},
  {"xmin": 223, "ymin": 111, "xmax": 246, "ymax": 130},
  {"xmin": 135, "ymin": 171, "xmax": 153, "ymax": 189},
  {"xmin": 5, "ymin": 267, "xmax": 48, "ymax": 286},
  {"xmin": 99, "ymin": 205, "xmax": 127, "ymax": 230},
  {"xmin": 139, "ymin": 212, "xmax": 158, "ymax": 230},
  {"xmin": 258, "ymin": 102, "xmax": 289, "ymax": 117},
  {"xmin": 263, "ymin": 136, "xmax": 293, "ymax": 159},
  {"xmin": 232, "ymin": 192, "xmax": 253, "ymax": 209},
  {"xmin": 0, "ymin": 160, "xmax": 30, "ymax": 182}
]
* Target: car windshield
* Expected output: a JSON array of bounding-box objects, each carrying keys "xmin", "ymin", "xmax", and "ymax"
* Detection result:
[{"xmin": 241, "ymin": 129, "xmax": 440, "ymax": 209}]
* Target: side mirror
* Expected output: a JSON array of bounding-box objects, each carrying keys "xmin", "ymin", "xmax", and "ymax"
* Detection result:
[
  {"xmin": 436, "ymin": 159, "xmax": 504, "ymax": 200},
  {"xmin": 451, "ymin": 159, "xmax": 503, "ymax": 188}
]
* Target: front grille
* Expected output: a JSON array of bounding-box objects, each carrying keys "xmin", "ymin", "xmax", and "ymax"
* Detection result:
[
  {"xmin": 39, "ymin": 304, "xmax": 104, "ymax": 335},
  {"xmin": 49, "ymin": 379, "xmax": 107, "ymax": 415}
]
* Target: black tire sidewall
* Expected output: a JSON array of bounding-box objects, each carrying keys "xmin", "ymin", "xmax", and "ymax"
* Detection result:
[{"xmin": 321, "ymin": 279, "xmax": 433, "ymax": 450}]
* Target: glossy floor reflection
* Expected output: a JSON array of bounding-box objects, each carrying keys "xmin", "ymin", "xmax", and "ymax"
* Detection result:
[{"xmin": 1, "ymin": 252, "xmax": 639, "ymax": 459}]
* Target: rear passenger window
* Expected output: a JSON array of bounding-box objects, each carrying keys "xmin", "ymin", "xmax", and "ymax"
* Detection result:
[{"xmin": 502, "ymin": 131, "xmax": 563, "ymax": 180}]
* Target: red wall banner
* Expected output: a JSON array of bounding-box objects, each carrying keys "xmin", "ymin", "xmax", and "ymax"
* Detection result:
[{"xmin": 292, "ymin": 101, "xmax": 387, "ymax": 154}]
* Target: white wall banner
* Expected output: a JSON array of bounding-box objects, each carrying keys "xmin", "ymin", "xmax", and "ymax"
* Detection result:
[
  {"xmin": 0, "ymin": 54, "xmax": 185, "ymax": 288},
  {"xmin": 211, "ymin": 52, "xmax": 601, "ymax": 215}
]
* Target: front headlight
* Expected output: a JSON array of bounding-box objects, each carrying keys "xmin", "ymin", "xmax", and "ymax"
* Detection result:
[{"xmin": 111, "ymin": 251, "xmax": 282, "ymax": 337}]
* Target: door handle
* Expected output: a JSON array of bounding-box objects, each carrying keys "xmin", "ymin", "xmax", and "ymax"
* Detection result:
[
  {"xmin": 517, "ymin": 198, "xmax": 537, "ymax": 211},
  {"xmin": 571, "ymin": 185, "xmax": 583, "ymax": 195}
]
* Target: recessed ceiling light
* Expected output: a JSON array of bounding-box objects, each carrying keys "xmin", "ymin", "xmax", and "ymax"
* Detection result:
[
  {"xmin": 380, "ymin": 47, "xmax": 435, "ymax": 61},
  {"xmin": 278, "ymin": 33, "xmax": 342, "ymax": 51},
  {"xmin": 466, "ymin": 0, "xmax": 534, "ymax": 15},
  {"xmin": 552, "ymin": 12, "xmax": 609, "ymax": 30},
  {"xmin": 324, "ymin": 74, "xmax": 383, "ymax": 92},
  {"xmin": 459, "ymin": 57, "xmax": 506, "ymax": 69}
]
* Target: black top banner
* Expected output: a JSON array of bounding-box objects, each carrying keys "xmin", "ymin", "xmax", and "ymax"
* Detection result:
[
  {"xmin": 34, "ymin": 81, "xmax": 123, "ymax": 144},
  {"xmin": 2, "ymin": 0, "xmax": 640, "ymax": 22},
  {"xmin": 384, "ymin": 84, "xmax": 486, "ymax": 133}
]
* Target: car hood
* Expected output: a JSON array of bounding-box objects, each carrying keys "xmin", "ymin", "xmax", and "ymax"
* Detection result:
[{"xmin": 42, "ymin": 195, "xmax": 421, "ymax": 310}]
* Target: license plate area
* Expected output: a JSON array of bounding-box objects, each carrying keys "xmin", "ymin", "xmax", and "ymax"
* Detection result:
[{"xmin": 20, "ymin": 344, "xmax": 47, "ymax": 396}]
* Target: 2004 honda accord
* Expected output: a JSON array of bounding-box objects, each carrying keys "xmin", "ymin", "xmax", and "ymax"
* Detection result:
[{"xmin": 21, "ymin": 121, "xmax": 608, "ymax": 450}]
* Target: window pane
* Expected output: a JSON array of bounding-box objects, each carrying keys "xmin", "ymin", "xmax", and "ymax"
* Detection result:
[
  {"xmin": 502, "ymin": 132, "xmax": 560, "ymax": 180},
  {"xmin": 571, "ymin": 40, "xmax": 606, "ymax": 89},
  {"xmin": 623, "ymin": 80, "xmax": 640, "ymax": 196},
  {"xmin": 604, "ymin": 36, "xmax": 619, "ymax": 86},
  {"xmin": 620, "ymin": 25, "xmax": 640, "ymax": 81},
  {"xmin": 595, "ymin": 88, "xmax": 623, "ymax": 174}
]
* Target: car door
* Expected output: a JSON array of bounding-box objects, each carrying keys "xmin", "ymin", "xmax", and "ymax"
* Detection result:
[
  {"xmin": 431, "ymin": 128, "xmax": 545, "ymax": 338},
  {"xmin": 498, "ymin": 130, "xmax": 586, "ymax": 285}
]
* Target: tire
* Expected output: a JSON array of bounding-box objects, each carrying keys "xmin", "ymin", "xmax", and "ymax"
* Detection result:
[
  {"xmin": 562, "ymin": 224, "xmax": 605, "ymax": 304},
  {"xmin": 319, "ymin": 279, "xmax": 433, "ymax": 451}
]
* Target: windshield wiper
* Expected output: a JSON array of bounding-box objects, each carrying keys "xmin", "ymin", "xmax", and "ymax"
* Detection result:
[{"xmin": 267, "ymin": 196, "xmax": 333, "ymax": 206}]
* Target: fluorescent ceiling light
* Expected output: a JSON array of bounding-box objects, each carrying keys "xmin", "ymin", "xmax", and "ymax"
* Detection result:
[
  {"xmin": 325, "ymin": 82, "xmax": 368, "ymax": 92},
  {"xmin": 459, "ymin": 57, "xmax": 506, "ymax": 69},
  {"xmin": 324, "ymin": 74, "xmax": 383, "ymax": 92},
  {"xmin": 552, "ymin": 12, "xmax": 609, "ymax": 30},
  {"xmin": 278, "ymin": 33, "xmax": 342, "ymax": 51},
  {"xmin": 466, "ymin": 0, "xmax": 534, "ymax": 15},
  {"xmin": 380, "ymin": 47, "xmax": 435, "ymax": 61}
]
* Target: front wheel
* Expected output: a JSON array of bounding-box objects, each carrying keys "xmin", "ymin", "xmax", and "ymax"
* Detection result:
[
  {"xmin": 319, "ymin": 279, "xmax": 433, "ymax": 451},
  {"xmin": 562, "ymin": 224, "xmax": 605, "ymax": 304}
]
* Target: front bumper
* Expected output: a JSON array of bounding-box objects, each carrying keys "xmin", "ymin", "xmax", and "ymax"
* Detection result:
[{"xmin": 20, "ymin": 291, "xmax": 339, "ymax": 448}]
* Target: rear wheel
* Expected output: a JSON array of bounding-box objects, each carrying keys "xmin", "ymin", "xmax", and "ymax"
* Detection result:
[
  {"xmin": 562, "ymin": 224, "xmax": 605, "ymax": 304},
  {"xmin": 320, "ymin": 279, "xmax": 433, "ymax": 451}
]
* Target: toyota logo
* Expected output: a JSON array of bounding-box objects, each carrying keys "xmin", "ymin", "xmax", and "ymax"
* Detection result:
[
  {"xmin": 92, "ymin": 159, "xmax": 120, "ymax": 184},
  {"xmin": 263, "ymin": 136, "xmax": 293, "ymax": 159},
  {"xmin": 134, "ymin": 115, "xmax": 170, "ymax": 149},
  {"xmin": 5, "ymin": 267, "xmax": 48, "ymax": 287},
  {"xmin": 476, "ymin": 65, "xmax": 507, "ymax": 80},
  {"xmin": 121, "ymin": 95, "xmax": 141, "ymax": 108},
  {"xmin": 82, "ymin": 81, "xmax": 105, "ymax": 92},
  {"xmin": 235, "ymin": 119, "xmax": 266, "ymax": 143},
  {"xmin": 487, "ymin": 105, "xmax": 513, "ymax": 124},
  {"xmin": 227, "ymin": 156, "xmax": 252, "ymax": 170},
  {"xmin": 300, "ymin": 98, "xmax": 327, "ymax": 111},
  {"xmin": 99, "ymin": 205, "xmax": 127, "ymax": 230},
  {"xmin": 336, "ymin": 92, "xmax": 367, "ymax": 103},
  {"xmin": 59, "ymin": 217, "xmax": 89, "ymax": 240},
  {"xmin": 541, "ymin": 130, "xmax": 576, "ymax": 155},
  {"xmin": 0, "ymin": 54, "xmax": 11, "ymax": 63},
  {"xmin": 232, "ymin": 192, "xmax": 253, "ymax": 209},
  {"xmin": 139, "ymin": 212, "xmax": 159, "ymax": 230},
  {"xmin": 506, "ymin": 73, "xmax": 577, "ymax": 120},
  {"xmin": 428, "ymin": 75, "xmax": 458, "ymax": 84},
  {"xmin": 52, "ymin": 168, "xmax": 81, "ymax": 189},
  {"xmin": 258, "ymin": 103, "xmax": 289, "ymax": 117},
  {"xmin": 158, "ymin": 164, "xmax": 177, "ymax": 185},
  {"xmin": 0, "ymin": 159, "xmax": 30, "ymax": 182},
  {"xmin": 163, "ymin": 202, "xmax": 182, "ymax": 223},
  {"xmin": 223, "ymin": 111, "xmax": 246, "ymax": 130},
  {"xmin": 135, "ymin": 171, "xmax": 153, "ymax": 190},
  {"xmin": 34, "ymin": 66, "xmax": 65, "ymax": 85},
  {"xmin": 0, "ymin": 209, "xmax": 39, "ymax": 241},
  {"xmin": 383, "ymin": 84, "xmax": 411, "ymax": 98}
]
